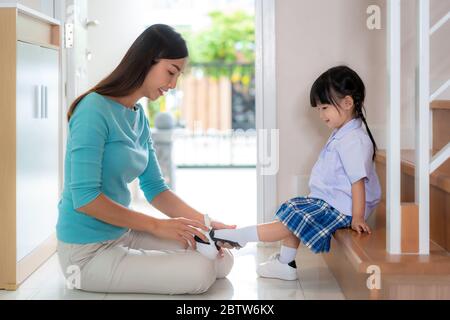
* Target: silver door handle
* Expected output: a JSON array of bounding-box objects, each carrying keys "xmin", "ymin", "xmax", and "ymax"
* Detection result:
[
  {"xmin": 41, "ymin": 85, "xmax": 45, "ymax": 119},
  {"xmin": 35, "ymin": 85, "xmax": 41, "ymax": 119},
  {"xmin": 44, "ymin": 86, "xmax": 48, "ymax": 119}
]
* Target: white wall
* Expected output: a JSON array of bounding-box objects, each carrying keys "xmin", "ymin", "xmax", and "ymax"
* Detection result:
[{"xmin": 86, "ymin": 0, "xmax": 145, "ymax": 88}]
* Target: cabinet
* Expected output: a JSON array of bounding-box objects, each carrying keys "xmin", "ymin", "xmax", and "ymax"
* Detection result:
[
  {"xmin": 16, "ymin": 42, "xmax": 59, "ymax": 262},
  {"xmin": 0, "ymin": 5, "xmax": 61, "ymax": 290},
  {"xmin": 0, "ymin": 0, "xmax": 55, "ymax": 18}
]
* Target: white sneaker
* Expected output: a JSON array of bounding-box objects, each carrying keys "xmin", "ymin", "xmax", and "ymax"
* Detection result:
[
  {"xmin": 257, "ymin": 254, "xmax": 298, "ymax": 281},
  {"xmin": 195, "ymin": 230, "xmax": 219, "ymax": 260},
  {"xmin": 195, "ymin": 214, "xmax": 219, "ymax": 260}
]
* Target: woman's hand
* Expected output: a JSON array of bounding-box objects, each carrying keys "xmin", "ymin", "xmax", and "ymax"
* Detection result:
[
  {"xmin": 351, "ymin": 219, "xmax": 372, "ymax": 234},
  {"xmin": 210, "ymin": 219, "xmax": 237, "ymax": 257},
  {"xmin": 151, "ymin": 217, "xmax": 209, "ymax": 249},
  {"xmin": 210, "ymin": 220, "xmax": 237, "ymax": 231}
]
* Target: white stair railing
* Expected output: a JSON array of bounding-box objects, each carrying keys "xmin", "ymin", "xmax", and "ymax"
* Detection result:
[
  {"xmin": 416, "ymin": 0, "xmax": 430, "ymax": 255},
  {"xmin": 387, "ymin": 0, "xmax": 402, "ymax": 255},
  {"xmin": 429, "ymin": 79, "xmax": 450, "ymax": 102},
  {"xmin": 416, "ymin": 1, "xmax": 449, "ymax": 255},
  {"xmin": 430, "ymin": 143, "xmax": 450, "ymax": 174},
  {"xmin": 387, "ymin": 0, "xmax": 449, "ymax": 255},
  {"xmin": 430, "ymin": 10, "xmax": 450, "ymax": 35}
]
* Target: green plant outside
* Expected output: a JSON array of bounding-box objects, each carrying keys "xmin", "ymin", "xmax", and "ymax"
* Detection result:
[
  {"xmin": 147, "ymin": 10, "xmax": 255, "ymax": 127},
  {"xmin": 182, "ymin": 10, "xmax": 255, "ymax": 78}
]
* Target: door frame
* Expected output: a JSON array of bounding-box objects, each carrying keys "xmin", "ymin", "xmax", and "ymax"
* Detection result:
[
  {"xmin": 55, "ymin": 0, "xmax": 66, "ymax": 195},
  {"xmin": 255, "ymin": 0, "xmax": 278, "ymax": 224}
]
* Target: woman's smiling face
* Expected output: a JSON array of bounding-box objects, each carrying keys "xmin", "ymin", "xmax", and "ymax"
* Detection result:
[{"xmin": 142, "ymin": 58, "xmax": 187, "ymax": 101}]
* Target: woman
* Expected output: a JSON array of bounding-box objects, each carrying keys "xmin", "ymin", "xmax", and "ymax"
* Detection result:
[{"xmin": 56, "ymin": 24, "xmax": 234, "ymax": 295}]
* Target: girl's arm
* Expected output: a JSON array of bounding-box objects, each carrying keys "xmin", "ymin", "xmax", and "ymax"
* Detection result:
[{"xmin": 351, "ymin": 179, "xmax": 372, "ymax": 234}]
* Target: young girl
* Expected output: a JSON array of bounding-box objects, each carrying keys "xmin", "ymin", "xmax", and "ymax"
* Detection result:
[{"xmin": 209, "ymin": 65, "xmax": 382, "ymax": 281}]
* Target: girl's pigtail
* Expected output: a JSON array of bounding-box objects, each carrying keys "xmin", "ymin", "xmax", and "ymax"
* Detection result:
[{"xmin": 356, "ymin": 106, "xmax": 377, "ymax": 161}]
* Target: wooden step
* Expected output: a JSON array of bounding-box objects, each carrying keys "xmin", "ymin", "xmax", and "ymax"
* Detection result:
[
  {"xmin": 321, "ymin": 203, "xmax": 450, "ymax": 300},
  {"xmin": 332, "ymin": 205, "xmax": 449, "ymax": 275},
  {"xmin": 376, "ymin": 150, "xmax": 450, "ymax": 252},
  {"xmin": 431, "ymin": 100, "xmax": 450, "ymax": 110}
]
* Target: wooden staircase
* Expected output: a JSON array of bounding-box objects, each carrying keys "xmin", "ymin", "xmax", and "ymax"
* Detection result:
[{"xmin": 319, "ymin": 100, "xmax": 450, "ymax": 300}]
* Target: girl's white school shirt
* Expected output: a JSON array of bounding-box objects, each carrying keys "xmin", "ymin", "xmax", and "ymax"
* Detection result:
[{"xmin": 308, "ymin": 118, "xmax": 382, "ymax": 220}]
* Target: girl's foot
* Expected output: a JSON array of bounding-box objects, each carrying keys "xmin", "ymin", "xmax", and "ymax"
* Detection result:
[
  {"xmin": 257, "ymin": 253, "xmax": 298, "ymax": 281},
  {"xmin": 210, "ymin": 226, "xmax": 259, "ymax": 249},
  {"xmin": 210, "ymin": 229, "xmax": 244, "ymax": 249}
]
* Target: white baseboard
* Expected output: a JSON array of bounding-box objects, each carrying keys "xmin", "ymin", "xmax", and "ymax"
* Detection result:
[{"xmin": 17, "ymin": 233, "xmax": 57, "ymax": 286}]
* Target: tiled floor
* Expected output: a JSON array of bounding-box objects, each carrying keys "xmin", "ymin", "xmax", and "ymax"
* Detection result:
[{"xmin": 0, "ymin": 244, "xmax": 345, "ymax": 300}]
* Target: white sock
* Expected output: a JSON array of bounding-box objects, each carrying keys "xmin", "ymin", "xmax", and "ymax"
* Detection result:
[
  {"xmin": 278, "ymin": 246, "xmax": 297, "ymax": 264},
  {"xmin": 213, "ymin": 226, "xmax": 259, "ymax": 247}
]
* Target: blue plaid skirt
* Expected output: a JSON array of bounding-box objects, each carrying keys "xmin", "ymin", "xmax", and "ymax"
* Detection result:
[{"xmin": 275, "ymin": 197, "xmax": 352, "ymax": 254}]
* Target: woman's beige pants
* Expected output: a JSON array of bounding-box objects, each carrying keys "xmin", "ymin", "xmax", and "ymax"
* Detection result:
[{"xmin": 57, "ymin": 229, "xmax": 234, "ymax": 295}]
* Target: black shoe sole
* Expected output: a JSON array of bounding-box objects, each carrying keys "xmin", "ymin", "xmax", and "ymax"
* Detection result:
[
  {"xmin": 194, "ymin": 235, "xmax": 220, "ymax": 250},
  {"xmin": 288, "ymin": 260, "xmax": 297, "ymax": 269},
  {"xmin": 209, "ymin": 229, "xmax": 243, "ymax": 249}
]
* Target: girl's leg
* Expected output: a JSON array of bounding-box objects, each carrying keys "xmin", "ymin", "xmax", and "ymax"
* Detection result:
[
  {"xmin": 211, "ymin": 222, "xmax": 300, "ymax": 281},
  {"xmin": 213, "ymin": 221, "xmax": 293, "ymax": 247},
  {"xmin": 256, "ymin": 226, "xmax": 299, "ymax": 281},
  {"xmin": 281, "ymin": 231, "xmax": 300, "ymax": 248},
  {"xmin": 258, "ymin": 221, "xmax": 294, "ymax": 242},
  {"xmin": 278, "ymin": 232, "xmax": 300, "ymax": 264}
]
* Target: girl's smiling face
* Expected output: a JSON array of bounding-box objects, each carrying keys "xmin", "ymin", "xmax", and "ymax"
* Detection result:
[{"xmin": 317, "ymin": 96, "xmax": 355, "ymax": 129}]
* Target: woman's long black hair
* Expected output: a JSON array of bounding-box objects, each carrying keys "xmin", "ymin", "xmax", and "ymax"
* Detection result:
[
  {"xmin": 309, "ymin": 65, "xmax": 377, "ymax": 160},
  {"xmin": 67, "ymin": 24, "xmax": 188, "ymax": 122}
]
